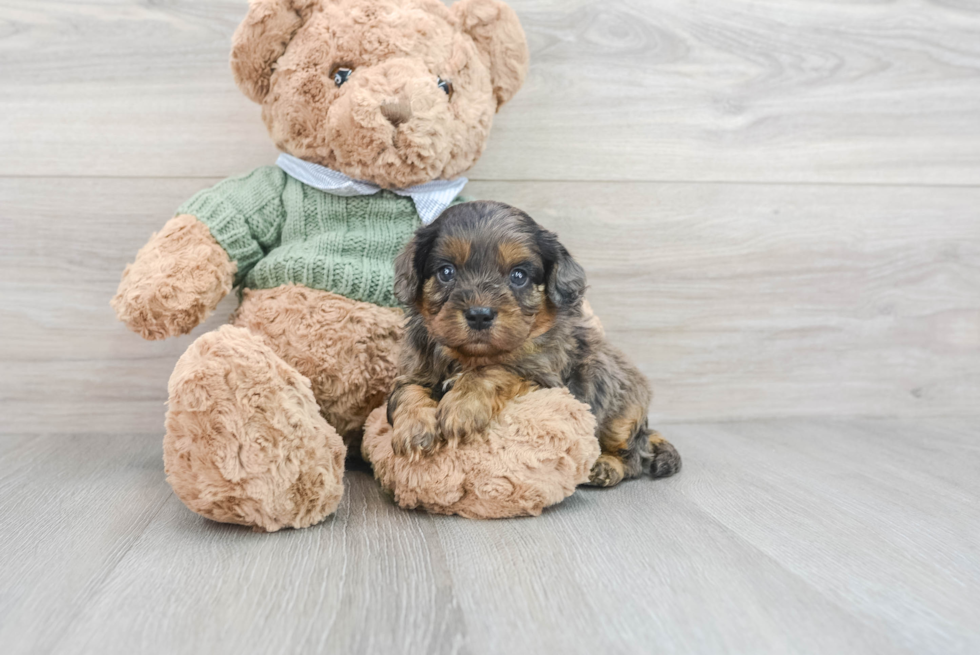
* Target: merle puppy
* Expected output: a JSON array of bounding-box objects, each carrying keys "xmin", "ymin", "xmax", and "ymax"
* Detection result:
[{"xmin": 387, "ymin": 201, "xmax": 680, "ymax": 487}]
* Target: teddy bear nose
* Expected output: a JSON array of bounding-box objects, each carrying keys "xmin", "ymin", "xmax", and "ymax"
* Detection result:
[{"xmin": 381, "ymin": 100, "xmax": 413, "ymax": 127}]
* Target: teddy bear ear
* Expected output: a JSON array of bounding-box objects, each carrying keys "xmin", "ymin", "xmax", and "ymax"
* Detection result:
[
  {"xmin": 452, "ymin": 0, "xmax": 530, "ymax": 109},
  {"xmin": 230, "ymin": 0, "xmax": 315, "ymax": 104}
]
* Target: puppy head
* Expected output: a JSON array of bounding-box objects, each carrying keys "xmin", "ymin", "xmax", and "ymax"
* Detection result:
[{"xmin": 395, "ymin": 201, "xmax": 586, "ymax": 363}]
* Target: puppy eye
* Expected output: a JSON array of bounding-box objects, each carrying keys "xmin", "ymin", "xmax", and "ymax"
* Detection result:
[
  {"xmin": 509, "ymin": 268, "xmax": 529, "ymax": 288},
  {"xmin": 436, "ymin": 77, "xmax": 454, "ymax": 100},
  {"xmin": 332, "ymin": 67, "xmax": 353, "ymax": 87},
  {"xmin": 437, "ymin": 264, "xmax": 456, "ymax": 283}
]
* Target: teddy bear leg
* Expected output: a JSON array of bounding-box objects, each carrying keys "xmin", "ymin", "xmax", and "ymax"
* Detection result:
[
  {"xmin": 164, "ymin": 324, "xmax": 347, "ymax": 532},
  {"xmin": 231, "ymin": 285, "xmax": 405, "ymax": 445}
]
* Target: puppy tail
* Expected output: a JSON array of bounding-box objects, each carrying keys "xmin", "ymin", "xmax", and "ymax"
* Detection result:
[{"xmin": 638, "ymin": 427, "xmax": 682, "ymax": 479}]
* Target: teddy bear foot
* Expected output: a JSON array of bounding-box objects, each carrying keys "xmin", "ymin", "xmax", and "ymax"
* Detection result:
[
  {"xmin": 362, "ymin": 388, "xmax": 600, "ymax": 519},
  {"xmin": 164, "ymin": 325, "xmax": 347, "ymax": 532}
]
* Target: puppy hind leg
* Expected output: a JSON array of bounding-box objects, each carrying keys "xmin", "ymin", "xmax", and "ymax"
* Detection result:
[
  {"xmin": 588, "ymin": 413, "xmax": 681, "ymax": 486},
  {"xmin": 641, "ymin": 429, "xmax": 682, "ymax": 479},
  {"xmin": 587, "ymin": 410, "xmax": 646, "ymax": 488}
]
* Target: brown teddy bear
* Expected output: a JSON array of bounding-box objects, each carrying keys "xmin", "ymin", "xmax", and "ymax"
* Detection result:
[{"xmin": 112, "ymin": 0, "xmax": 599, "ymax": 531}]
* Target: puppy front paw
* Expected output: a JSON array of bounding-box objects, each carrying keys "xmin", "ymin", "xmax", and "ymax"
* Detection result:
[
  {"xmin": 587, "ymin": 455, "xmax": 626, "ymax": 488},
  {"xmin": 391, "ymin": 405, "xmax": 441, "ymax": 457},
  {"xmin": 436, "ymin": 399, "xmax": 492, "ymax": 444}
]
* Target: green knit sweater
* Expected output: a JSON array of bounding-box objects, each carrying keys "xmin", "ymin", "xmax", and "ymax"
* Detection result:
[{"xmin": 179, "ymin": 166, "xmax": 434, "ymax": 308}]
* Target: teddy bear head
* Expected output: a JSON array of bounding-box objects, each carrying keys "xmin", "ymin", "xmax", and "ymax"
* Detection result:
[{"xmin": 231, "ymin": 0, "xmax": 529, "ymax": 189}]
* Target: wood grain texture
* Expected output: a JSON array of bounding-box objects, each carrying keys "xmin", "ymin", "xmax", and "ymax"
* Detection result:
[
  {"xmin": 678, "ymin": 419, "xmax": 980, "ymax": 654},
  {"xmin": 2, "ymin": 419, "xmax": 978, "ymax": 654},
  {"xmin": 0, "ymin": 433, "xmax": 171, "ymax": 653},
  {"xmin": 2, "ymin": 0, "xmax": 980, "ymax": 183},
  {"xmin": 2, "ymin": 177, "xmax": 977, "ymax": 433}
]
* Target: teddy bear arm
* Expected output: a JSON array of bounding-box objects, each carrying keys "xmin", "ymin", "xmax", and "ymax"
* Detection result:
[
  {"xmin": 174, "ymin": 167, "xmax": 289, "ymax": 287},
  {"xmin": 111, "ymin": 214, "xmax": 236, "ymax": 340},
  {"xmin": 112, "ymin": 168, "xmax": 288, "ymax": 340}
]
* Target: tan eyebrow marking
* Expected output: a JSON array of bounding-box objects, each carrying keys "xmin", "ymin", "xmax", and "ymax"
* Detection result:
[
  {"xmin": 443, "ymin": 237, "xmax": 471, "ymax": 265},
  {"xmin": 496, "ymin": 240, "xmax": 531, "ymax": 270}
]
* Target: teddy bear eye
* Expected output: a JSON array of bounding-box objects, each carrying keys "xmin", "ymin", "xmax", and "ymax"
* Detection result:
[
  {"xmin": 437, "ymin": 264, "xmax": 456, "ymax": 283},
  {"xmin": 332, "ymin": 67, "xmax": 353, "ymax": 87},
  {"xmin": 436, "ymin": 77, "xmax": 454, "ymax": 100},
  {"xmin": 509, "ymin": 268, "xmax": 529, "ymax": 288}
]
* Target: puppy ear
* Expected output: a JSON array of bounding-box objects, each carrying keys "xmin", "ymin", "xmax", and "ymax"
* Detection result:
[
  {"xmin": 538, "ymin": 229, "xmax": 587, "ymax": 308},
  {"xmin": 452, "ymin": 0, "xmax": 529, "ymax": 109},
  {"xmin": 230, "ymin": 0, "xmax": 315, "ymax": 103},
  {"xmin": 394, "ymin": 223, "xmax": 441, "ymax": 306},
  {"xmin": 393, "ymin": 238, "xmax": 419, "ymax": 306}
]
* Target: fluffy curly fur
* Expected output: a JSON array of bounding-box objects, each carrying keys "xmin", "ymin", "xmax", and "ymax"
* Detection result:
[
  {"xmin": 231, "ymin": 285, "xmax": 404, "ymax": 440},
  {"xmin": 164, "ymin": 326, "xmax": 347, "ymax": 532},
  {"xmin": 111, "ymin": 215, "xmax": 235, "ymax": 340},
  {"xmin": 362, "ymin": 388, "xmax": 599, "ymax": 518},
  {"xmin": 231, "ymin": 0, "xmax": 528, "ymax": 188}
]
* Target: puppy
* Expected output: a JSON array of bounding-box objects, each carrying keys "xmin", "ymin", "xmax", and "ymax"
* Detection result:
[{"xmin": 387, "ymin": 201, "xmax": 680, "ymax": 487}]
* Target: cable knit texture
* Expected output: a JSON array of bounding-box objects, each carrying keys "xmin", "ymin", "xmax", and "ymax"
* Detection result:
[{"xmin": 180, "ymin": 166, "xmax": 426, "ymax": 308}]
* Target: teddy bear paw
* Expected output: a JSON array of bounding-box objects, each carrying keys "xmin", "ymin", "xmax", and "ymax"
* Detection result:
[{"xmin": 112, "ymin": 215, "xmax": 235, "ymax": 340}]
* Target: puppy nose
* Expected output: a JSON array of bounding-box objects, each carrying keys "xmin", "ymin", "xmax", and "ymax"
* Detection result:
[
  {"xmin": 381, "ymin": 100, "xmax": 413, "ymax": 127},
  {"xmin": 464, "ymin": 306, "xmax": 497, "ymax": 331}
]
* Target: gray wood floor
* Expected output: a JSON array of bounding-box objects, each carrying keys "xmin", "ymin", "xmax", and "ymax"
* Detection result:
[
  {"xmin": 2, "ymin": 419, "xmax": 978, "ymax": 654},
  {"xmin": 2, "ymin": 0, "xmax": 980, "ymax": 653}
]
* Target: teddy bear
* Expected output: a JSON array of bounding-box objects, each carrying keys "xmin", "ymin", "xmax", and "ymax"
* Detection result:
[{"xmin": 112, "ymin": 0, "xmax": 600, "ymax": 531}]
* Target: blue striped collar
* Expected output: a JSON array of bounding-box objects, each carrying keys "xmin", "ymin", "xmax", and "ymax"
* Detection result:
[{"xmin": 276, "ymin": 153, "xmax": 467, "ymax": 225}]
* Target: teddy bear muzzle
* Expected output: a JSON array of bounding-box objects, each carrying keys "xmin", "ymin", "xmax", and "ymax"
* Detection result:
[{"xmin": 288, "ymin": 56, "xmax": 469, "ymax": 188}]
